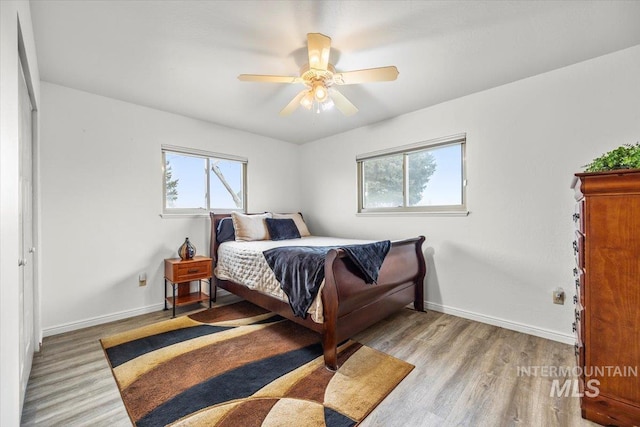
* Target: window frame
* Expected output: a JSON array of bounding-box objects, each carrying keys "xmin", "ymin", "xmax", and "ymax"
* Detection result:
[
  {"xmin": 161, "ymin": 145, "xmax": 247, "ymax": 216},
  {"xmin": 357, "ymin": 133, "xmax": 467, "ymax": 215}
]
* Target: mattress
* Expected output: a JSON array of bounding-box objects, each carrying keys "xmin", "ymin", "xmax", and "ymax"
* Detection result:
[{"xmin": 214, "ymin": 236, "xmax": 372, "ymax": 323}]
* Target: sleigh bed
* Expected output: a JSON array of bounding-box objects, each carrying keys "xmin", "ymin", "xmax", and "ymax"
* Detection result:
[{"xmin": 209, "ymin": 212, "xmax": 426, "ymax": 370}]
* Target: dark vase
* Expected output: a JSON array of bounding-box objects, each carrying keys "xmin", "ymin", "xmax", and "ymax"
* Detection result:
[{"xmin": 178, "ymin": 237, "xmax": 196, "ymax": 260}]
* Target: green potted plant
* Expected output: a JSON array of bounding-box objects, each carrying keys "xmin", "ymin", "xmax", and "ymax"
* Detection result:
[{"xmin": 584, "ymin": 142, "xmax": 640, "ymax": 172}]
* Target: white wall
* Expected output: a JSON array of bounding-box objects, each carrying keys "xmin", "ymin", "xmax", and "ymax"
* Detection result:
[
  {"xmin": 39, "ymin": 82, "xmax": 300, "ymax": 333},
  {"xmin": 1, "ymin": 1, "xmax": 41, "ymax": 424},
  {"xmin": 36, "ymin": 42, "xmax": 640, "ymax": 346},
  {"xmin": 300, "ymin": 45, "xmax": 640, "ymax": 343}
]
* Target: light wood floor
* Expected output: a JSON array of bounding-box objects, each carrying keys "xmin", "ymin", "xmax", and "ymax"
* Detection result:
[{"xmin": 21, "ymin": 296, "xmax": 598, "ymax": 426}]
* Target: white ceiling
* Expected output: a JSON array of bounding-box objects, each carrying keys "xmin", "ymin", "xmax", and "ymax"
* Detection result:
[{"xmin": 30, "ymin": 1, "xmax": 640, "ymax": 144}]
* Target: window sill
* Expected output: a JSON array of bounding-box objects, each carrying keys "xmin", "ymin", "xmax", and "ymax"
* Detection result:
[
  {"xmin": 161, "ymin": 209, "xmax": 243, "ymax": 219},
  {"xmin": 356, "ymin": 210, "xmax": 470, "ymax": 217},
  {"xmin": 160, "ymin": 213, "xmax": 211, "ymax": 219}
]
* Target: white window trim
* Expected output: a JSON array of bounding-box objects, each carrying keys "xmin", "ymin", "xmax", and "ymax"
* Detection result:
[
  {"xmin": 357, "ymin": 133, "xmax": 468, "ymax": 215},
  {"xmin": 161, "ymin": 145, "xmax": 247, "ymax": 217}
]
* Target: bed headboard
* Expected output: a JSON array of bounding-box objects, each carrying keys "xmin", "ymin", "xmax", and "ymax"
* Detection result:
[
  {"xmin": 209, "ymin": 212, "xmax": 232, "ymax": 268},
  {"xmin": 209, "ymin": 212, "xmax": 307, "ymax": 269}
]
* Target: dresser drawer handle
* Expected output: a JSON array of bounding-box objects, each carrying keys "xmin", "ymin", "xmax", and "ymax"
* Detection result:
[
  {"xmin": 573, "ymin": 295, "xmax": 578, "ymax": 304},
  {"xmin": 572, "ymin": 240, "xmax": 579, "ymax": 254},
  {"xmin": 573, "ymin": 267, "xmax": 578, "ymax": 276},
  {"xmin": 575, "ymin": 278, "xmax": 580, "ymax": 288},
  {"xmin": 187, "ymin": 268, "xmax": 200, "ymax": 274},
  {"xmin": 572, "ymin": 322, "xmax": 576, "ymax": 332},
  {"xmin": 575, "ymin": 311, "xmax": 581, "ymax": 321},
  {"xmin": 572, "ymin": 213, "xmax": 580, "ymax": 222}
]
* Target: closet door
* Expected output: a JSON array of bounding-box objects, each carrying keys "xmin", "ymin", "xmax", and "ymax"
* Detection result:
[{"xmin": 18, "ymin": 59, "xmax": 35, "ymax": 407}]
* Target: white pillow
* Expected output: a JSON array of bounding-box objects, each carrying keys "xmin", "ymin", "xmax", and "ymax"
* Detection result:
[
  {"xmin": 272, "ymin": 212, "xmax": 311, "ymax": 237},
  {"xmin": 231, "ymin": 212, "xmax": 272, "ymax": 241}
]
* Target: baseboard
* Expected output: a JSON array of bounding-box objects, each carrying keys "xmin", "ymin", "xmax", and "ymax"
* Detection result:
[
  {"xmin": 424, "ymin": 300, "xmax": 575, "ymax": 345},
  {"xmin": 42, "ymin": 303, "xmax": 165, "ymax": 337},
  {"xmin": 42, "ymin": 294, "xmax": 573, "ymax": 344},
  {"xmin": 43, "ymin": 289, "xmax": 234, "ymax": 337}
]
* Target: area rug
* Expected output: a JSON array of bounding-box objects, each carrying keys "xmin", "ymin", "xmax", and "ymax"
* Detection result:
[{"xmin": 100, "ymin": 301, "xmax": 413, "ymax": 427}]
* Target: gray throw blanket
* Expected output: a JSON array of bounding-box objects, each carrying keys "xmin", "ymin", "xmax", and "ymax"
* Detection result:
[{"xmin": 263, "ymin": 241, "xmax": 391, "ymax": 318}]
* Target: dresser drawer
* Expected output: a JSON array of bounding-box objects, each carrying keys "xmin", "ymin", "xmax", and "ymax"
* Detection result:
[
  {"xmin": 573, "ymin": 267, "xmax": 584, "ymax": 306},
  {"xmin": 573, "ymin": 201, "xmax": 584, "ymax": 231},
  {"xmin": 573, "ymin": 231, "xmax": 584, "ymax": 269},
  {"xmin": 574, "ymin": 301, "xmax": 583, "ymax": 325},
  {"xmin": 573, "ymin": 316, "xmax": 583, "ymax": 347},
  {"xmin": 575, "ymin": 341, "xmax": 585, "ymax": 371}
]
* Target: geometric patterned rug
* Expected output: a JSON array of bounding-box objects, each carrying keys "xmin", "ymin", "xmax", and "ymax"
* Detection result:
[{"xmin": 100, "ymin": 301, "xmax": 414, "ymax": 427}]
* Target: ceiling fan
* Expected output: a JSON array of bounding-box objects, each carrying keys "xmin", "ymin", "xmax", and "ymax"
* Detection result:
[{"xmin": 238, "ymin": 33, "xmax": 399, "ymax": 117}]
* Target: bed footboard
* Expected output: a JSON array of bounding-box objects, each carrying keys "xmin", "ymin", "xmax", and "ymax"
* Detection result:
[{"xmin": 321, "ymin": 236, "xmax": 426, "ymax": 370}]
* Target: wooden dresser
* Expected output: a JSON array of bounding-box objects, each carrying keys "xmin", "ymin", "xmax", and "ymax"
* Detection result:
[{"xmin": 572, "ymin": 170, "xmax": 640, "ymax": 426}]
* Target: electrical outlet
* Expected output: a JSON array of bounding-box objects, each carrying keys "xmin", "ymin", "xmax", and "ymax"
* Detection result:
[
  {"xmin": 139, "ymin": 272, "xmax": 147, "ymax": 287},
  {"xmin": 553, "ymin": 288, "xmax": 565, "ymax": 305}
]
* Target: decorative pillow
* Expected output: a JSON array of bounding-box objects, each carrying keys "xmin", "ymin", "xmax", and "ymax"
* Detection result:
[
  {"xmin": 272, "ymin": 212, "xmax": 311, "ymax": 237},
  {"xmin": 231, "ymin": 212, "xmax": 272, "ymax": 241},
  {"xmin": 216, "ymin": 217, "xmax": 236, "ymax": 243},
  {"xmin": 265, "ymin": 218, "xmax": 301, "ymax": 241}
]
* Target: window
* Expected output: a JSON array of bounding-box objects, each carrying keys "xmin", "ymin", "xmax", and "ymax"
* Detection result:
[
  {"xmin": 162, "ymin": 145, "xmax": 247, "ymax": 215},
  {"xmin": 357, "ymin": 134, "xmax": 466, "ymax": 214}
]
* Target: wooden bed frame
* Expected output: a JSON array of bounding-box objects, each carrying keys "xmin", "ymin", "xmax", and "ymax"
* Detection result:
[{"xmin": 209, "ymin": 213, "xmax": 427, "ymax": 370}]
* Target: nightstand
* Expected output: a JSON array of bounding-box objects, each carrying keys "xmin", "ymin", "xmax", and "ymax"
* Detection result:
[{"xmin": 164, "ymin": 256, "xmax": 213, "ymax": 318}]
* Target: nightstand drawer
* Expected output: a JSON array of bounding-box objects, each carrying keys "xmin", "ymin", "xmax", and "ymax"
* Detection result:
[
  {"xmin": 165, "ymin": 256, "xmax": 212, "ymax": 283},
  {"xmin": 176, "ymin": 261, "xmax": 210, "ymax": 279}
]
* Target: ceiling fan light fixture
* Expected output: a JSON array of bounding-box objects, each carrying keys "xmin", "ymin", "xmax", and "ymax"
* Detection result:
[
  {"xmin": 300, "ymin": 91, "xmax": 314, "ymax": 109},
  {"xmin": 321, "ymin": 97, "xmax": 334, "ymax": 111},
  {"xmin": 313, "ymin": 82, "xmax": 328, "ymax": 102}
]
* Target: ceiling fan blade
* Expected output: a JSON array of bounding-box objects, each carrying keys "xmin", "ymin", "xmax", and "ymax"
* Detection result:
[
  {"xmin": 307, "ymin": 33, "xmax": 331, "ymax": 71},
  {"xmin": 330, "ymin": 89, "xmax": 358, "ymax": 116},
  {"xmin": 334, "ymin": 66, "xmax": 399, "ymax": 85},
  {"xmin": 279, "ymin": 90, "xmax": 308, "ymax": 116},
  {"xmin": 238, "ymin": 74, "xmax": 300, "ymax": 84}
]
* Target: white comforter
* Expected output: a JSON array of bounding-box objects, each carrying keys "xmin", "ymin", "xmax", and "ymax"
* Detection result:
[{"xmin": 214, "ymin": 236, "xmax": 372, "ymax": 323}]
